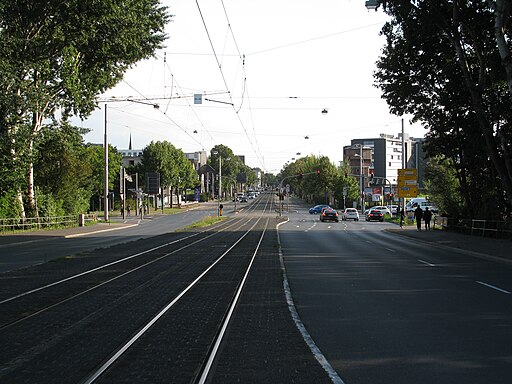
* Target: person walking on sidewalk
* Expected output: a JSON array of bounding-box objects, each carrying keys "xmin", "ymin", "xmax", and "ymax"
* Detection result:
[
  {"xmin": 414, "ymin": 205, "xmax": 423, "ymax": 231},
  {"xmin": 423, "ymin": 206, "xmax": 432, "ymax": 230},
  {"xmin": 399, "ymin": 208, "xmax": 405, "ymax": 228}
]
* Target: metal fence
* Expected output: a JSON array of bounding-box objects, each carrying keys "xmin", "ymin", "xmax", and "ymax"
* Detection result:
[
  {"xmin": 434, "ymin": 217, "xmax": 512, "ymax": 240},
  {"xmin": 0, "ymin": 214, "xmax": 97, "ymax": 232}
]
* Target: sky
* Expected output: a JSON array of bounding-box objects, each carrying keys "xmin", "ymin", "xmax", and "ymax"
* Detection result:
[{"xmin": 72, "ymin": 0, "xmax": 425, "ymax": 174}]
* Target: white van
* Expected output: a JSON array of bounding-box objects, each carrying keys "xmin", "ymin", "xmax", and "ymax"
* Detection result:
[{"xmin": 405, "ymin": 198, "xmax": 438, "ymax": 213}]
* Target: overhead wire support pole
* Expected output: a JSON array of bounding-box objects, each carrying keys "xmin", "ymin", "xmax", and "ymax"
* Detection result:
[{"xmin": 104, "ymin": 104, "xmax": 109, "ymax": 222}]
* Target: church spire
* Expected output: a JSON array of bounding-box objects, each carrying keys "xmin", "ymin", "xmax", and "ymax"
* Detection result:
[{"xmin": 128, "ymin": 132, "xmax": 132, "ymax": 150}]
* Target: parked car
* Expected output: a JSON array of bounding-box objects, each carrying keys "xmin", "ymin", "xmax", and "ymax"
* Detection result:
[
  {"xmin": 342, "ymin": 208, "xmax": 359, "ymax": 221},
  {"xmin": 320, "ymin": 207, "xmax": 339, "ymax": 222},
  {"xmin": 366, "ymin": 208, "xmax": 384, "ymax": 222},
  {"xmin": 387, "ymin": 205, "xmax": 398, "ymax": 215},
  {"xmin": 309, "ymin": 204, "xmax": 330, "ymax": 214}
]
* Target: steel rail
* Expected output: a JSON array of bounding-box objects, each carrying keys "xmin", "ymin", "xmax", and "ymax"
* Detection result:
[
  {"xmin": 197, "ymin": 216, "xmax": 270, "ymax": 384},
  {"xmin": 0, "ymin": 196, "xmax": 265, "ymax": 306},
  {"xmin": 82, "ymin": 195, "xmax": 273, "ymax": 384}
]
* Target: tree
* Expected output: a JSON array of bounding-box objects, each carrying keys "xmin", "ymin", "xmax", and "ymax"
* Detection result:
[
  {"xmin": 33, "ymin": 122, "xmax": 92, "ymax": 215},
  {"xmin": 208, "ymin": 145, "xmax": 242, "ymax": 197},
  {"xmin": 374, "ymin": 1, "xmax": 512, "ymax": 218},
  {"xmin": 140, "ymin": 141, "xmax": 198, "ymax": 206},
  {"xmin": 280, "ymin": 155, "xmax": 338, "ymax": 204},
  {"xmin": 423, "ymin": 156, "xmax": 463, "ymax": 218},
  {"xmin": 262, "ymin": 172, "xmax": 277, "ymax": 188},
  {"xmin": 0, "ymin": 0, "xmax": 169, "ymax": 218}
]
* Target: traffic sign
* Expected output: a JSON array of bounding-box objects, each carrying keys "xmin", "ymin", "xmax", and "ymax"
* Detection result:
[
  {"xmin": 398, "ymin": 178, "xmax": 417, "ymax": 187},
  {"xmin": 398, "ymin": 185, "xmax": 418, "ymax": 198},
  {"xmin": 398, "ymin": 168, "xmax": 417, "ymax": 177}
]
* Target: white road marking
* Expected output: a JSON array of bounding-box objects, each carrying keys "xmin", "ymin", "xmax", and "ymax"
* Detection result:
[
  {"xmin": 476, "ymin": 281, "xmax": 511, "ymax": 295},
  {"xmin": 385, "ymin": 247, "xmax": 395, "ymax": 253},
  {"xmin": 418, "ymin": 259, "xmax": 436, "ymax": 267}
]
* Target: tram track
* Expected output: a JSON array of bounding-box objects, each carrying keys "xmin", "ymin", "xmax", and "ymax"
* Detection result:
[
  {"xmin": 0, "ymin": 197, "xmax": 265, "ymax": 328},
  {"xmin": 0, "ymin": 194, "xmax": 287, "ymax": 383}
]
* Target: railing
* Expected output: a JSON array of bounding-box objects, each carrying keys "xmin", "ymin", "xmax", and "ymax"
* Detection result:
[
  {"xmin": 0, "ymin": 213, "xmax": 97, "ymax": 232},
  {"xmin": 434, "ymin": 217, "xmax": 512, "ymax": 240}
]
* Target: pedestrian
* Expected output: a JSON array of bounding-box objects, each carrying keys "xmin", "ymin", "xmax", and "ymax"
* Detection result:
[
  {"xmin": 414, "ymin": 205, "xmax": 423, "ymax": 231},
  {"xmin": 399, "ymin": 208, "xmax": 405, "ymax": 228},
  {"xmin": 423, "ymin": 206, "xmax": 432, "ymax": 230},
  {"xmin": 127, "ymin": 205, "xmax": 131, "ymax": 216}
]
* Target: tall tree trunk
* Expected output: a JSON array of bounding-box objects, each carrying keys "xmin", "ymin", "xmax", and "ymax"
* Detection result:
[
  {"xmin": 26, "ymin": 110, "xmax": 44, "ymax": 217},
  {"xmin": 8, "ymin": 125, "xmax": 26, "ymax": 220},
  {"xmin": 448, "ymin": 3, "xmax": 512, "ymax": 207},
  {"xmin": 488, "ymin": 0, "xmax": 512, "ymax": 97}
]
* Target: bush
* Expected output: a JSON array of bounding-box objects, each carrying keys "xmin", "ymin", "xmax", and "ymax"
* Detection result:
[{"xmin": 0, "ymin": 190, "xmax": 23, "ymax": 218}]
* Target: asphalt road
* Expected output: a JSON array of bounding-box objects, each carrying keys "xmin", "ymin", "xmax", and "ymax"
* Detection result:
[{"xmin": 280, "ymin": 204, "xmax": 512, "ymax": 384}]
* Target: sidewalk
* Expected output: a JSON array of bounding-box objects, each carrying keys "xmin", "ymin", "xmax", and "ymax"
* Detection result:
[{"xmin": 386, "ymin": 225, "xmax": 512, "ymax": 263}]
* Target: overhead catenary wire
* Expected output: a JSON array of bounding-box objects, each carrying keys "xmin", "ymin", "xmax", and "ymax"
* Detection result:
[{"xmin": 196, "ymin": 0, "xmax": 266, "ymax": 169}]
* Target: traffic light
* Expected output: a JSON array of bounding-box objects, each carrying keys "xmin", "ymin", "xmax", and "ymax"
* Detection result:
[
  {"xmin": 316, "ymin": 169, "xmax": 321, "ymax": 176},
  {"xmin": 369, "ymin": 173, "xmax": 374, "ymax": 181},
  {"xmin": 344, "ymin": 171, "xmax": 348, "ymax": 177}
]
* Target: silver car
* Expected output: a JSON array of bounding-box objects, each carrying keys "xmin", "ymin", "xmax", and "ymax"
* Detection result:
[{"xmin": 342, "ymin": 208, "xmax": 360, "ymax": 221}]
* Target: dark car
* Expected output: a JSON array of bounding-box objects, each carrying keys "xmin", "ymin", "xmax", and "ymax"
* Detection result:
[
  {"xmin": 366, "ymin": 208, "xmax": 384, "ymax": 222},
  {"xmin": 320, "ymin": 207, "xmax": 339, "ymax": 222},
  {"xmin": 309, "ymin": 204, "xmax": 330, "ymax": 214}
]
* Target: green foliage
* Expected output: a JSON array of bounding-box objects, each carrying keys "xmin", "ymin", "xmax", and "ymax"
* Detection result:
[
  {"xmin": 0, "ymin": 189, "xmax": 23, "ymax": 218},
  {"xmin": 374, "ymin": 1, "xmax": 512, "ymax": 219},
  {"xmin": 0, "ymin": 0, "xmax": 170, "ymax": 215},
  {"xmin": 424, "ymin": 156, "xmax": 463, "ymax": 218},
  {"xmin": 280, "ymin": 155, "xmax": 339, "ymax": 204},
  {"xmin": 35, "ymin": 188, "xmax": 65, "ymax": 218},
  {"xmin": 141, "ymin": 141, "xmax": 198, "ymax": 190},
  {"xmin": 263, "ymin": 172, "xmax": 277, "ymax": 187}
]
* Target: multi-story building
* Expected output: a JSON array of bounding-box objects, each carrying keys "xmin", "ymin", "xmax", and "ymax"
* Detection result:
[{"xmin": 344, "ymin": 133, "xmax": 426, "ymax": 203}]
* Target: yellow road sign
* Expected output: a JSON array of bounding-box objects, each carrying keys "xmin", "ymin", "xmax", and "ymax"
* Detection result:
[
  {"xmin": 398, "ymin": 168, "xmax": 418, "ymax": 177},
  {"xmin": 398, "ymin": 178, "xmax": 418, "ymax": 187},
  {"xmin": 398, "ymin": 185, "xmax": 418, "ymax": 198}
]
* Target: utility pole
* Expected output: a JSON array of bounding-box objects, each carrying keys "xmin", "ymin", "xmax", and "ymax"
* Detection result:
[{"xmin": 104, "ymin": 104, "xmax": 109, "ymax": 222}]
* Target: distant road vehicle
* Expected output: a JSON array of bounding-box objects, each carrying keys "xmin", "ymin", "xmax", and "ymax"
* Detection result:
[
  {"xmin": 342, "ymin": 208, "xmax": 359, "ymax": 221},
  {"xmin": 366, "ymin": 208, "xmax": 384, "ymax": 222},
  {"xmin": 405, "ymin": 198, "xmax": 438, "ymax": 213},
  {"xmin": 309, "ymin": 204, "xmax": 330, "ymax": 214},
  {"xmin": 387, "ymin": 205, "xmax": 398, "ymax": 215},
  {"xmin": 320, "ymin": 207, "xmax": 339, "ymax": 222},
  {"xmin": 372, "ymin": 206, "xmax": 391, "ymax": 216}
]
